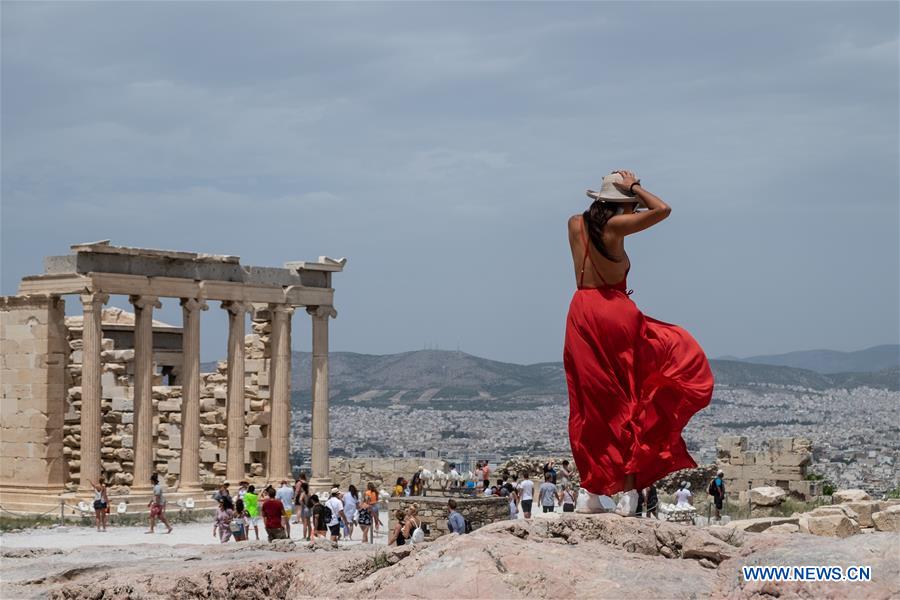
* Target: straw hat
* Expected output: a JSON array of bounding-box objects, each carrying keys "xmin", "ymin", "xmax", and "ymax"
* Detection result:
[{"xmin": 586, "ymin": 172, "xmax": 644, "ymax": 206}]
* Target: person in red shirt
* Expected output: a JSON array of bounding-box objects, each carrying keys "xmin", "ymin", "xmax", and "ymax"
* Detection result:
[{"xmin": 261, "ymin": 489, "xmax": 287, "ymax": 541}]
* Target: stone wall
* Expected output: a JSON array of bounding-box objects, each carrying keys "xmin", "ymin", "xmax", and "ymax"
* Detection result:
[
  {"xmin": 329, "ymin": 458, "xmax": 447, "ymax": 491},
  {"xmin": 0, "ymin": 296, "xmax": 68, "ymax": 499},
  {"xmin": 61, "ymin": 307, "xmax": 274, "ymax": 492},
  {"xmin": 388, "ymin": 495, "xmax": 509, "ymax": 541},
  {"xmin": 717, "ymin": 436, "xmax": 822, "ymax": 499}
]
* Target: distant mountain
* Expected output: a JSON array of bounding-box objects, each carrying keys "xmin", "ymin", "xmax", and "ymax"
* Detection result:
[
  {"xmin": 289, "ymin": 350, "xmax": 566, "ymax": 411},
  {"xmin": 280, "ymin": 349, "xmax": 898, "ymax": 411},
  {"xmin": 735, "ymin": 344, "xmax": 899, "ymax": 374}
]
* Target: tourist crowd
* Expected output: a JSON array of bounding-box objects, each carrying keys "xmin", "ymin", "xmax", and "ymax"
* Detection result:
[{"xmin": 208, "ymin": 473, "xmax": 384, "ymax": 544}]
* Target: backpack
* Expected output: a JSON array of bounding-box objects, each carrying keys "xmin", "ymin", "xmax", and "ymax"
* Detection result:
[
  {"xmin": 464, "ymin": 519, "xmax": 473, "ymax": 534},
  {"xmin": 321, "ymin": 504, "xmax": 333, "ymax": 525}
]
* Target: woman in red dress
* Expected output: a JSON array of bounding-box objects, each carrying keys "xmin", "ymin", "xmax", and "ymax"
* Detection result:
[{"xmin": 564, "ymin": 170, "xmax": 713, "ymax": 516}]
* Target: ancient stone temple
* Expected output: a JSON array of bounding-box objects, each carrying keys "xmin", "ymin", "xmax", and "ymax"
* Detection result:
[{"xmin": 0, "ymin": 241, "xmax": 345, "ymax": 513}]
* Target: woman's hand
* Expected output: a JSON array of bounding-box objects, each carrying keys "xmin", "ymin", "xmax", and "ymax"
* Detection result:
[{"xmin": 612, "ymin": 170, "xmax": 639, "ymax": 192}]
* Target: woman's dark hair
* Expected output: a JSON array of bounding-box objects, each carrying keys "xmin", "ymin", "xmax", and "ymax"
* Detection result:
[
  {"xmin": 301, "ymin": 482, "xmax": 309, "ymax": 494},
  {"xmin": 235, "ymin": 498, "xmax": 244, "ymax": 513},
  {"xmin": 348, "ymin": 484, "xmax": 358, "ymax": 500},
  {"xmin": 583, "ymin": 201, "xmax": 626, "ymax": 262},
  {"xmin": 222, "ymin": 496, "xmax": 234, "ymax": 511}
]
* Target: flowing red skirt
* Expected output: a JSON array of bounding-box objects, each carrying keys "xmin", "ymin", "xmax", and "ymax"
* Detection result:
[{"xmin": 564, "ymin": 285, "xmax": 713, "ymax": 496}]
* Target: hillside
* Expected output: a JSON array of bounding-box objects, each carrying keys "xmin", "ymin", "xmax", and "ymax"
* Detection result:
[
  {"xmin": 280, "ymin": 349, "xmax": 898, "ymax": 411},
  {"xmin": 738, "ymin": 344, "xmax": 899, "ymax": 374}
]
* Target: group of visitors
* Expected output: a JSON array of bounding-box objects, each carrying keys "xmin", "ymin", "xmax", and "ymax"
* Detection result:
[{"xmin": 208, "ymin": 475, "xmax": 384, "ymax": 544}]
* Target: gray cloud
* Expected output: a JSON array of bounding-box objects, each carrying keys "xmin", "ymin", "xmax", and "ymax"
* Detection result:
[{"xmin": 2, "ymin": 2, "xmax": 897, "ymax": 363}]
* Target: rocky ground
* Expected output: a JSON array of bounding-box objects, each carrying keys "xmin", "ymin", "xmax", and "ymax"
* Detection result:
[{"xmin": 1, "ymin": 513, "xmax": 897, "ymax": 600}]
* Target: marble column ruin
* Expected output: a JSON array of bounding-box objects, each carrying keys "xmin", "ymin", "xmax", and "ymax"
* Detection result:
[
  {"xmin": 78, "ymin": 292, "xmax": 108, "ymax": 490},
  {"xmin": 268, "ymin": 304, "xmax": 294, "ymax": 481},
  {"xmin": 129, "ymin": 295, "xmax": 160, "ymax": 490},
  {"xmin": 308, "ymin": 305, "xmax": 336, "ymax": 488},
  {"xmin": 223, "ymin": 301, "xmax": 248, "ymax": 483},
  {"xmin": 178, "ymin": 298, "xmax": 207, "ymax": 491}
]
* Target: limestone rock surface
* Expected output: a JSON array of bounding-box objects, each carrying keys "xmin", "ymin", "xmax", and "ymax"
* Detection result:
[{"xmin": 2, "ymin": 514, "xmax": 897, "ymax": 600}]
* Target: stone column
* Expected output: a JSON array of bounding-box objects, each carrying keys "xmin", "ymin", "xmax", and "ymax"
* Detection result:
[
  {"xmin": 179, "ymin": 298, "xmax": 207, "ymax": 491},
  {"xmin": 223, "ymin": 301, "xmax": 248, "ymax": 483},
  {"xmin": 129, "ymin": 295, "xmax": 161, "ymax": 491},
  {"xmin": 79, "ymin": 292, "xmax": 108, "ymax": 491},
  {"xmin": 267, "ymin": 304, "xmax": 294, "ymax": 481},
  {"xmin": 307, "ymin": 305, "xmax": 336, "ymax": 490}
]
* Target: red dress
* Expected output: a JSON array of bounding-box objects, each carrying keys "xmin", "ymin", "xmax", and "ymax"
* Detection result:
[{"xmin": 564, "ymin": 219, "xmax": 713, "ymax": 496}]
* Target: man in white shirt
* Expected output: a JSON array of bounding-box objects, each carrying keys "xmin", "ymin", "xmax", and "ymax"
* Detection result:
[
  {"xmin": 516, "ymin": 472, "xmax": 534, "ymax": 520},
  {"xmin": 325, "ymin": 488, "xmax": 346, "ymax": 543},
  {"xmin": 275, "ymin": 480, "xmax": 294, "ymax": 537}
]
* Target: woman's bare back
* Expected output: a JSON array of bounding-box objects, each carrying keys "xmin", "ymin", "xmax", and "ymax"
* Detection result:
[{"xmin": 568, "ymin": 215, "xmax": 630, "ymax": 287}]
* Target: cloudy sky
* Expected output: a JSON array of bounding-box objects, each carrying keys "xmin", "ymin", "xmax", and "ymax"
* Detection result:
[{"xmin": 2, "ymin": 2, "xmax": 897, "ymax": 364}]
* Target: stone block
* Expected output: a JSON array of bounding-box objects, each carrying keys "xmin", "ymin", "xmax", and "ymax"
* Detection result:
[
  {"xmin": 157, "ymin": 399, "xmax": 181, "ymax": 412},
  {"xmin": 167, "ymin": 459, "xmax": 181, "ymax": 475},
  {"xmin": 111, "ymin": 398, "xmax": 133, "ymax": 412},
  {"xmin": 245, "ymin": 411, "xmax": 270, "ymax": 426},
  {"xmin": 809, "ymin": 505, "xmax": 859, "ymax": 521},
  {"xmin": 844, "ymin": 501, "xmax": 882, "ymax": 528},
  {"xmin": 245, "ymin": 437, "xmax": 270, "ymax": 453},
  {"xmin": 750, "ymin": 486, "xmax": 786, "ymax": 507},
  {"xmin": 114, "ymin": 448, "xmax": 134, "ymax": 461},
  {"xmin": 200, "ymin": 448, "xmax": 226, "ymax": 463},
  {"xmin": 800, "ymin": 514, "xmax": 860, "ymax": 538},
  {"xmin": 121, "ymin": 412, "xmax": 133, "ymax": 424},
  {"xmin": 247, "ymin": 425, "xmax": 263, "ymax": 438},
  {"xmin": 200, "ymin": 424, "xmax": 227, "ymax": 436},
  {"xmin": 833, "ymin": 489, "xmax": 871, "ymax": 503},
  {"xmin": 872, "ymin": 505, "xmax": 900, "ymax": 532},
  {"xmin": 101, "ymin": 385, "xmax": 130, "ymax": 400}
]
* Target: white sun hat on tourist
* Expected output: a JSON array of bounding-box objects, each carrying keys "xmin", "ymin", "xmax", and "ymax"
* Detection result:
[{"xmin": 586, "ymin": 172, "xmax": 645, "ymax": 206}]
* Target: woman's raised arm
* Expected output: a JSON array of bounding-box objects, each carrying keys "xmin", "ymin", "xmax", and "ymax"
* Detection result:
[{"xmin": 606, "ymin": 170, "xmax": 672, "ymax": 236}]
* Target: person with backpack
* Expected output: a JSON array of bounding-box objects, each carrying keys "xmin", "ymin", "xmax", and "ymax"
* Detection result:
[
  {"xmin": 231, "ymin": 498, "xmax": 250, "ymax": 542},
  {"xmin": 401, "ymin": 503, "xmax": 425, "ymax": 544},
  {"xmin": 447, "ymin": 499, "xmax": 466, "ymax": 534},
  {"xmin": 310, "ymin": 494, "xmax": 327, "ymax": 539},
  {"xmin": 325, "ymin": 488, "xmax": 346, "ymax": 543},
  {"xmin": 708, "ymin": 471, "xmax": 726, "ymax": 520}
]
